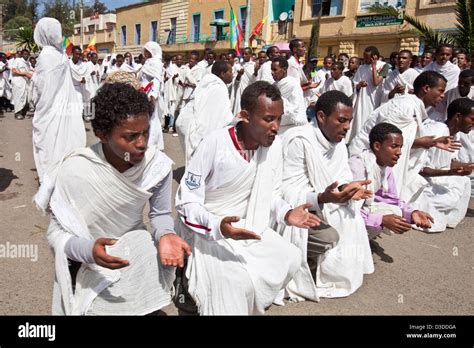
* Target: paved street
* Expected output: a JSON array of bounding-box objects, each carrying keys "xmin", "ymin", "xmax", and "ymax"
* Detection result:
[{"xmin": 0, "ymin": 111, "xmax": 473, "ymax": 315}]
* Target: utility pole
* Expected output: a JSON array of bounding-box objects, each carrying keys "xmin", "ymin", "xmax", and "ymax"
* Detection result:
[
  {"xmin": 0, "ymin": 3, "xmax": 4, "ymax": 52},
  {"xmin": 244, "ymin": 0, "xmax": 251, "ymax": 47},
  {"xmin": 80, "ymin": 0, "xmax": 84, "ymax": 50}
]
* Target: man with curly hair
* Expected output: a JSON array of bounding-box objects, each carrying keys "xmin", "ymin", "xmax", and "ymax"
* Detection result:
[{"xmin": 35, "ymin": 82, "xmax": 190, "ymax": 315}]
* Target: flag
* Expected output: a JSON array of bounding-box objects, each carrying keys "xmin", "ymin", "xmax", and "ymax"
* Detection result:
[
  {"xmin": 249, "ymin": 16, "xmax": 267, "ymax": 42},
  {"xmin": 229, "ymin": 6, "xmax": 243, "ymax": 56},
  {"xmin": 83, "ymin": 35, "xmax": 97, "ymax": 54},
  {"xmin": 62, "ymin": 35, "xmax": 73, "ymax": 56}
]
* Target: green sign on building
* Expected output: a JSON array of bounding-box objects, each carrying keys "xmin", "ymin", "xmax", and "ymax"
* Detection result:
[{"xmin": 356, "ymin": 15, "xmax": 403, "ymax": 28}]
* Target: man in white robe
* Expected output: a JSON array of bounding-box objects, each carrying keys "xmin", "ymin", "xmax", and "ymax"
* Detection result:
[
  {"xmin": 256, "ymin": 46, "xmax": 279, "ymax": 83},
  {"xmin": 175, "ymin": 81, "xmax": 320, "ymax": 315},
  {"xmin": 0, "ymin": 52, "xmax": 13, "ymax": 113},
  {"xmin": 138, "ymin": 41, "xmax": 165, "ymax": 150},
  {"xmin": 176, "ymin": 60, "xmax": 234, "ymax": 164},
  {"xmin": 414, "ymin": 98, "xmax": 474, "ymax": 231},
  {"xmin": 423, "ymin": 44, "xmax": 460, "ymax": 92},
  {"xmin": 231, "ymin": 47, "xmax": 256, "ymax": 115},
  {"xmin": 181, "ymin": 51, "xmax": 203, "ymax": 108},
  {"xmin": 377, "ymin": 50, "xmax": 420, "ymax": 107},
  {"xmin": 348, "ymin": 46, "xmax": 389, "ymax": 143},
  {"xmin": 32, "ymin": 18, "xmax": 86, "ymax": 182},
  {"xmin": 314, "ymin": 56, "xmax": 334, "ymax": 94},
  {"xmin": 428, "ymin": 69, "xmax": 474, "ymax": 121},
  {"xmin": 163, "ymin": 55, "xmax": 180, "ymax": 134},
  {"xmin": 69, "ymin": 46, "xmax": 91, "ymax": 118},
  {"xmin": 320, "ymin": 61, "xmax": 353, "ymax": 98},
  {"xmin": 279, "ymin": 90, "xmax": 374, "ymax": 301},
  {"xmin": 34, "ymin": 82, "xmax": 190, "ymax": 315},
  {"xmin": 11, "ymin": 49, "xmax": 33, "ymax": 119},
  {"xmin": 271, "ymin": 56, "xmax": 308, "ymax": 134}
]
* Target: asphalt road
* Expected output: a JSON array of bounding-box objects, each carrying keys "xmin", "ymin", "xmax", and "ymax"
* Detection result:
[{"xmin": 0, "ymin": 112, "xmax": 473, "ymax": 315}]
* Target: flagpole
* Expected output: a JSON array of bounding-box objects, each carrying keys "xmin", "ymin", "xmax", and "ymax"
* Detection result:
[
  {"xmin": 80, "ymin": 0, "xmax": 84, "ymax": 50},
  {"xmin": 244, "ymin": 0, "xmax": 251, "ymax": 47}
]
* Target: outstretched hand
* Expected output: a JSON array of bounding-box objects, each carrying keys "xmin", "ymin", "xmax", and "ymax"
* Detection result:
[
  {"xmin": 285, "ymin": 203, "xmax": 321, "ymax": 229},
  {"xmin": 411, "ymin": 210, "xmax": 434, "ymax": 229},
  {"xmin": 319, "ymin": 180, "xmax": 373, "ymax": 204},
  {"xmin": 93, "ymin": 238, "xmax": 130, "ymax": 270},
  {"xmin": 220, "ymin": 216, "xmax": 261, "ymax": 240},
  {"xmin": 159, "ymin": 234, "xmax": 192, "ymax": 268}
]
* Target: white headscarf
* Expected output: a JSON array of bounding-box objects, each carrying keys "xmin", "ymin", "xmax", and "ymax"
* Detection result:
[
  {"xmin": 34, "ymin": 17, "xmax": 63, "ymax": 51},
  {"xmin": 141, "ymin": 41, "xmax": 163, "ymax": 80}
]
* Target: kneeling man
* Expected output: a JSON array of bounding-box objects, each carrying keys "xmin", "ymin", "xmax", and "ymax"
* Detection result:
[{"xmin": 175, "ymin": 81, "xmax": 320, "ymax": 315}]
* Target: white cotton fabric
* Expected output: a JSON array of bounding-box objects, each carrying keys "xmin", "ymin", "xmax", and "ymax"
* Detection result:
[
  {"xmin": 456, "ymin": 129, "xmax": 474, "ymax": 197},
  {"xmin": 377, "ymin": 68, "xmax": 419, "ymax": 106},
  {"xmin": 423, "ymin": 61, "xmax": 460, "ymax": 92},
  {"xmin": 275, "ymin": 75, "xmax": 308, "ymax": 134},
  {"xmin": 279, "ymin": 124, "xmax": 373, "ymax": 300},
  {"xmin": 32, "ymin": 17, "xmax": 86, "ymax": 181},
  {"xmin": 320, "ymin": 75, "xmax": 353, "ymax": 98},
  {"xmin": 349, "ymin": 94, "xmax": 429, "ymax": 202},
  {"xmin": 231, "ymin": 61, "xmax": 256, "ymax": 115},
  {"xmin": 11, "ymin": 57, "xmax": 30, "ymax": 113},
  {"xmin": 175, "ymin": 135, "xmax": 300, "ymax": 315},
  {"xmin": 34, "ymin": 143, "xmax": 174, "ymax": 315},
  {"xmin": 177, "ymin": 73, "xmax": 233, "ymax": 163},
  {"xmin": 411, "ymin": 119, "xmax": 470, "ymax": 231},
  {"xmin": 257, "ymin": 60, "xmax": 274, "ymax": 83},
  {"xmin": 348, "ymin": 61, "xmax": 386, "ymax": 143}
]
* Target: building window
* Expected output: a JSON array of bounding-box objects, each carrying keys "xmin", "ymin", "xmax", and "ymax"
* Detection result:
[
  {"xmin": 213, "ymin": 9, "xmax": 224, "ymax": 40},
  {"xmin": 192, "ymin": 14, "xmax": 200, "ymax": 42},
  {"xmin": 151, "ymin": 21, "xmax": 158, "ymax": 42},
  {"xmin": 168, "ymin": 17, "xmax": 177, "ymax": 44},
  {"xmin": 311, "ymin": 0, "xmax": 343, "ymax": 17},
  {"xmin": 359, "ymin": 0, "xmax": 404, "ymax": 12},
  {"xmin": 121, "ymin": 25, "xmax": 127, "ymax": 46},
  {"xmin": 239, "ymin": 6, "xmax": 247, "ymax": 38},
  {"xmin": 135, "ymin": 24, "xmax": 141, "ymax": 45}
]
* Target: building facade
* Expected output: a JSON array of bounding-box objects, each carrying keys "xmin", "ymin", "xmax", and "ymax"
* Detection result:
[
  {"xmin": 285, "ymin": 0, "xmax": 457, "ymax": 58},
  {"xmin": 71, "ymin": 13, "xmax": 117, "ymax": 54}
]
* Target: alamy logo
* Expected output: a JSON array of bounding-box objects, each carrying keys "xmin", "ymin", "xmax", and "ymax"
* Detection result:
[
  {"xmin": 18, "ymin": 322, "xmax": 55, "ymax": 341},
  {"xmin": 185, "ymin": 172, "xmax": 202, "ymax": 190}
]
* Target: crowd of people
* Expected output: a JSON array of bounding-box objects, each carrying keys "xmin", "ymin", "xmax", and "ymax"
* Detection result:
[{"xmin": 7, "ymin": 17, "xmax": 472, "ymax": 315}]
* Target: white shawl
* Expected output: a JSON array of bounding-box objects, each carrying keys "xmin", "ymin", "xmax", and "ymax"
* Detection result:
[
  {"xmin": 177, "ymin": 137, "xmax": 300, "ymax": 314},
  {"xmin": 32, "ymin": 17, "xmax": 86, "ymax": 182},
  {"xmin": 279, "ymin": 125, "xmax": 373, "ymax": 300},
  {"xmin": 377, "ymin": 68, "xmax": 419, "ymax": 106},
  {"xmin": 423, "ymin": 61, "xmax": 460, "ymax": 92},
  {"xmin": 181, "ymin": 73, "xmax": 234, "ymax": 163},
  {"xmin": 140, "ymin": 41, "xmax": 163, "ymax": 80},
  {"xmin": 34, "ymin": 143, "xmax": 173, "ymax": 315},
  {"xmin": 320, "ymin": 75, "xmax": 353, "ymax": 98},
  {"xmin": 349, "ymin": 93, "xmax": 429, "ymax": 202},
  {"xmin": 276, "ymin": 75, "xmax": 309, "ymax": 133},
  {"xmin": 11, "ymin": 57, "xmax": 29, "ymax": 113}
]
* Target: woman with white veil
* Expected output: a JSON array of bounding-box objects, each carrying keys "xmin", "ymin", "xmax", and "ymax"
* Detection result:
[
  {"xmin": 32, "ymin": 17, "xmax": 86, "ymax": 182},
  {"xmin": 137, "ymin": 41, "xmax": 165, "ymax": 150}
]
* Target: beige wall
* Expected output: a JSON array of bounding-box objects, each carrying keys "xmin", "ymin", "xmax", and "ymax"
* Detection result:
[
  {"xmin": 286, "ymin": 0, "xmax": 457, "ymax": 58},
  {"xmin": 116, "ymin": 1, "xmax": 164, "ymax": 53}
]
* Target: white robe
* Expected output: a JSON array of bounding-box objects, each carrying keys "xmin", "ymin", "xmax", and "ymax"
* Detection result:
[
  {"xmin": 34, "ymin": 143, "xmax": 174, "ymax": 315},
  {"xmin": 412, "ymin": 119, "xmax": 470, "ymax": 231},
  {"xmin": 377, "ymin": 68, "xmax": 419, "ymax": 107},
  {"xmin": 320, "ymin": 75, "xmax": 353, "ymax": 98},
  {"xmin": 348, "ymin": 61, "xmax": 387, "ymax": 143},
  {"xmin": 349, "ymin": 94, "xmax": 429, "ymax": 203},
  {"xmin": 423, "ymin": 61, "xmax": 460, "ymax": 92},
  {"xmin": 0, "ymin": 60, "xmax": 12, "ymax": 100},
  {"xmin": 231, "ymin": 61, "xmax": 256, "ymax": 115},
  {"xmin": 69, "ymin": 60, "xmax": 90, "ymax": 110},
  {"xmin": 32, "ymin": 17, "xmax": 86, "ymax": 181},
  {"xmin": 11, "ymin": 57, "xmax": 30, "ymax": 113},
  {"xmin": 182, "ymin": 64, "xmax": 204, "ymax": 103},
  {"xmin": 275, "ymin": 75, "xmax": 308, "ymax": 134},
  {"xmin": 427, "ymin": 86, "xmax": 474, "ymax": 122},
  {"xmin": 175, "ymin": 127, "xmax": 300, "ymax": 315},
  {"xmin": 456, "ymin": 129, "xmax": 474, "ymax": 197},
  {"xmin": 256, "ymin": 60, "xmax": 274, "ymax": 83},
  {"xmin": 279, "ymin": 124, "xmax": 373, "ymax": 300},
  {"xmin": 175, "ymin": 73, "xmax": 233, "ymax": 164}
]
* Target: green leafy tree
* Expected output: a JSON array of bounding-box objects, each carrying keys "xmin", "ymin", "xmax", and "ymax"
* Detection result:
[
  {"xmin": 368, "ymin": 0, "xmax": 474, "ymax": 53},
  {"xmin": 15, "ymin": 26, "xmax": 39, "ymax": 52},
  {"xmin": 4, "ymin": 15, "xmax": 32, "ymax": 40},
  {"xmin": 43, "ymin": 0, "xmax": 74, "ymax": 36}
]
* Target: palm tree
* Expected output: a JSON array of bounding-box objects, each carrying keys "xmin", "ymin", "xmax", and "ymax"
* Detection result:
[
  {"xmin": 368, "ymin": 0, "xmax": 474, "ymax": 53},
  {"xmin": 15, "ymin": 27, "xmax": 40, "ymax": 53}
]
